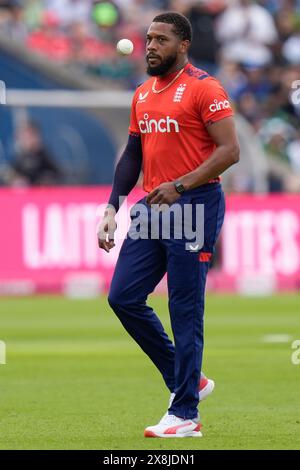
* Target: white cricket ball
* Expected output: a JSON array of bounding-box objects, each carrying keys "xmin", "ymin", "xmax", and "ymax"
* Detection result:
[{"xmin": 117, "ymin": 38, "xmax": 134, "ymax": 55}]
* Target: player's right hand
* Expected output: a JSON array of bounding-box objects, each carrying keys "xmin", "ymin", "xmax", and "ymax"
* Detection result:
[{"xmin": 97, "ymin": 207, "xmax": 117, "ymax": 252}]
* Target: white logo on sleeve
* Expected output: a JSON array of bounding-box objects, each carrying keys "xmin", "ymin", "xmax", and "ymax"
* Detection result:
[
  {"xmin": 209, "ymin": 99, "xmax": 231, "ymax": 113},
  {"xmin": 138, "ymin": 114, "xmax": 179, "ymax": 134},
  {"xmin": 137, "ymin": 91, "xmax": 149, "ymax": 103}
]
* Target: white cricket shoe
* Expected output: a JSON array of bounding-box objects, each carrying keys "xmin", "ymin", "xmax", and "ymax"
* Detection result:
[
  {"xmin": 144, "ymin": 414, "xmax": 202, "ymax": 438},
  {"xmin": 161, "ymin": 372, "xmax": 215, "ymax": 430},
  {"xmin": 168, "ymin": 373, "xmax": 215, "ymax": 410},
  {"xmin": 199, "ymin": 373, "xmax": 215, "ymax": 401}
]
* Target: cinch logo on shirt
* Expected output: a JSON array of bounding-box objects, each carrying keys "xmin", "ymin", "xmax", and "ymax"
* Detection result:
[
  {"xmin": 138, "ymin": 114, "xmax": 180, "ymax": 134},
  {"xmin": 209, "ymin": 99, "xmax": 231, "ymax": 113}
]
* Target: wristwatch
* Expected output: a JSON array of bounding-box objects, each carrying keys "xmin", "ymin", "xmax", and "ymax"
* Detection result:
[{"xmin": 174, "ymin": 180, "xmax": 185, "ymax": 194}]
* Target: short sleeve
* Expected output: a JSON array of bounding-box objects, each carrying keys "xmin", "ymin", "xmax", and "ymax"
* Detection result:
[
  {"xmin": 128, "ymin": 89, "xmax": 140, "ymax": 135},
  {"xmin": 196, "ymin": 77, "xmax": 234, "ymax": 127}
]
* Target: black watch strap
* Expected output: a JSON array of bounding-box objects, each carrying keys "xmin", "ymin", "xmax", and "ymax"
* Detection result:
[{"xmin": 174, "ymin": 181, "xmax": 185, "ymax": 194}]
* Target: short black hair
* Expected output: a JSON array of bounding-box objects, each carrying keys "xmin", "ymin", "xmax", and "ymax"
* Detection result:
[{"xmin": 152, "ymin": 12, "xmax": 192, "ymax": 42}]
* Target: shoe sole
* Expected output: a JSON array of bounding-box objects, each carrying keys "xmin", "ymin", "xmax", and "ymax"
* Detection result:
[
  {"xmin": 145, "ymin": 430, "xmax": 202, "ymax": 438},
  {"xmin": 199, "ymin": 379, "xmax": 215, "ymax": 401}
]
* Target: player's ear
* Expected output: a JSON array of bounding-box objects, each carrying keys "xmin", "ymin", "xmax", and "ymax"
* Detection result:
[{"xmin": 180, "ymin": 40, "xmax": 190, "ymax": 54}]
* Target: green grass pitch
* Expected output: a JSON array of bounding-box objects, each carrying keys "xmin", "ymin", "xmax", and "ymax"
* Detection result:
[{"xmin": 0, "ymin": 294, "xmax": 300, "ymax": 450}]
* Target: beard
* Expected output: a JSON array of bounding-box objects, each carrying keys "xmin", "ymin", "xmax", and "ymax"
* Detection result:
[{"xmin": 146, "ymin": 53, "xmax": 178, "ymax": 76}]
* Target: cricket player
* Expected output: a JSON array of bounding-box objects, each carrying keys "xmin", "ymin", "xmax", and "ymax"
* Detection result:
[{"xmin": 98, "ymin": 12, "xmax": 239, "ymax": 438}]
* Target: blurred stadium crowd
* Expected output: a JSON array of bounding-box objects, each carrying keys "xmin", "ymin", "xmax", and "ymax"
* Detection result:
[{"xmin": 0, "ymin": 0, "xmax": 300, "ymax": 191}]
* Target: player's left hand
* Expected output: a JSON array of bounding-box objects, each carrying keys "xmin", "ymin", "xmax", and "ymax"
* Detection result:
[{"xmin": 146, "ymin": 182, "xmax": 181, "ymax": 206}]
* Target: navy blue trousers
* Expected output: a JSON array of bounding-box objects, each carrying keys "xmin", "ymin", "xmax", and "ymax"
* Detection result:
[{"xmin": 108, "ymin": 183, "xmax": 225, "ymax": 419}]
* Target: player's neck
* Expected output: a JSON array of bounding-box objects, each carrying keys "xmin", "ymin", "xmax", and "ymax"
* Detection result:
[{"xmin": 158, "ymin": 59, "xmax": 189, "ymax": 79}]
